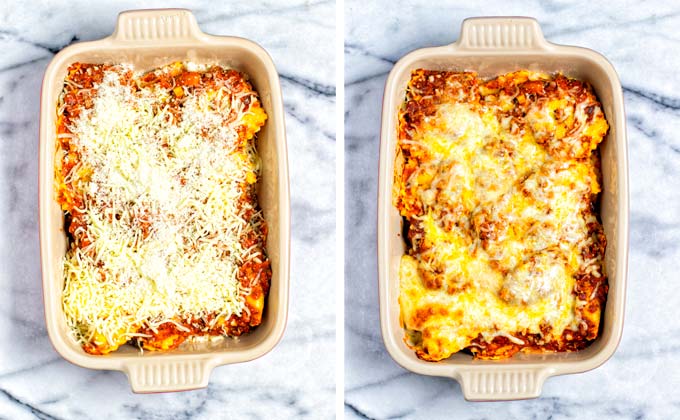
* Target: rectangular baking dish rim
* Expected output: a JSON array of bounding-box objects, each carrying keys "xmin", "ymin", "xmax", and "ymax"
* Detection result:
[
  {"xmin": 39, "ymin": 8, "xmax": 290, "ymax": 392},
  {"xmin": 377, "ymin": 16, "xmax": 629, "ymax": 401}
]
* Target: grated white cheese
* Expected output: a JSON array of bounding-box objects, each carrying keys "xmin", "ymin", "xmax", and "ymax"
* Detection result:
[{"xmin": 60, "ymin": 65, "xmax": 265, "ymax": 349}]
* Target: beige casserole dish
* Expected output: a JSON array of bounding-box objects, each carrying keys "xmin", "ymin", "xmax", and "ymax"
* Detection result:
[
  {"xmin": 39, "ymin": 9, "xmax": 290, "ymax": 393},
  {"xmin": 378, "ymin": 17, "xmax": 628, "ymax": 401}
]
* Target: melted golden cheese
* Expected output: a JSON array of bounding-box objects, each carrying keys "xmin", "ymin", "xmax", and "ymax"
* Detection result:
[{"xmin": 396, "ymin": 70, "xmax": 608, "ymax": 361}]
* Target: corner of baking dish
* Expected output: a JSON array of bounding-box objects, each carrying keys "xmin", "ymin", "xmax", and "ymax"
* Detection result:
[
  {"xmin": 39, "ymin": 8, "xmax": 290, "ymax": 393},
  {"xmin": 378, "ymin": 16, "xmax": 628, "ymax": 401}
]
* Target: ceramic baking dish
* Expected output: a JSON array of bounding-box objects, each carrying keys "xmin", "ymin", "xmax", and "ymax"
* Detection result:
[
  {"xmin": 378, "ymin": 17, "xmax": 628, "ymax": 401},
  {"xmin": 39, "ymin": 9, "xmax": 289, "ymax": 393}
]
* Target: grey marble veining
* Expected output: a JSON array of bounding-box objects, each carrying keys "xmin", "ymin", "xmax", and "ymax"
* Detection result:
[
  {"xmin": 0, "ymin": 0, "xmax": 335, "ymax": 418},
  {"xmin": 345, "ymin": 1, "xmax": 680, "ymax": 418}
]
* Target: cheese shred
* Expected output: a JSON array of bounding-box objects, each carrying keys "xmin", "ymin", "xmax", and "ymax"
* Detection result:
[{"xmin": 55, "ymin": 62, "xmax": 270, "ymax": 354}]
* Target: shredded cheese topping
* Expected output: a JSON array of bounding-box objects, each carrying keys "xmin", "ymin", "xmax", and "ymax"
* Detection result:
[{"xmin": 57, "ymin": 63, "xmax": 268, "ymax": 353}]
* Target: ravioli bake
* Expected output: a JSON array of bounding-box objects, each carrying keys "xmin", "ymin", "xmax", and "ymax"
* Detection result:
[
  {"xmin": 55, "ymin": 62, "xmax": 270, "ymax": 354},
  {"xmin": 395, "ymin": 70, "xmax": 609, "ymax": 361}
]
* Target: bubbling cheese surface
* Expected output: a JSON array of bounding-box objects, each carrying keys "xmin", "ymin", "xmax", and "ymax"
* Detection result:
[
  {"xmin": 57, "ymin": 63, "xmax": 268, "ymax": 353},
  {"xmin": 396, "ymin": 70, "xmax": 608, "ymax": 361}
]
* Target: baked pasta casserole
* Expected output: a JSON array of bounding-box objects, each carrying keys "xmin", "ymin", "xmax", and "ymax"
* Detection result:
[
  {"xmin": 55, "ymin": 62, "xmax": 270, "ymax": 354},
  {"xmin": 395, "ymin": 70, "xmax": 609, "ymax": 361}
]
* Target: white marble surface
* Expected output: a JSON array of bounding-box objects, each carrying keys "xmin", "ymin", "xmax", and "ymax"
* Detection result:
[
  {"xmin": 0, "ymin": 0, "xmax": 335, "ymax": 418},
  {"xmin": 345, "ymin": 1, "xmax": 680, "ymax": 418}
]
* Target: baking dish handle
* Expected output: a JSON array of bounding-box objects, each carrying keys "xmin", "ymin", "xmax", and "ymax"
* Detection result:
[
  {"xmin": 456, "ymin": 17, "xmax": 550, "ymax": 50},
  {"xmin": 124, "ymin": 359, "xmax": 213, "ymax": 393},
  {"xmin": 456, "ymin": 367, "xmax": 551, "ymax": 401},
  {"xmin": 111, "ymin": 9, "xmax": 204, "ymax": 43}
]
